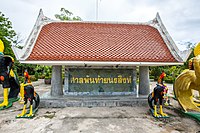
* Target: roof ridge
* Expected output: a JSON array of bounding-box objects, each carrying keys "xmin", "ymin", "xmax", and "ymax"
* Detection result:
[{"xmin": 48, "ymin": 20, "xmax": 150, "ymax": 25}]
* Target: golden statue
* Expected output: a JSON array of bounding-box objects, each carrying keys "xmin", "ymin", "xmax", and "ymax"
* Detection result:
[{"xmin": 174, "ymin": 42, "xmax": 200, "ymax": 112}]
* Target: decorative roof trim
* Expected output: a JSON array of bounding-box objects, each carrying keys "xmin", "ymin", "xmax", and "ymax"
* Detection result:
[
  {"xmin": 12, "ymin": 9, "xmax": 53, "ymax": 60},
  {"xmin": 11, "ymin": 46, "xmax": 22, "ymax": 60},
  {"xmin": 19, "ymin": 60, "xmax": 183, "ymax": 66},
  {"xmin": 179, "ymin": 49, "xmax": 192, "ymax": 62},
  {"xmin": 148, "ymin": 13, "xmax": 190, "ymax": 62}
]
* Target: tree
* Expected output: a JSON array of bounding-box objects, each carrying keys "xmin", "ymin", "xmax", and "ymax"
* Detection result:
[
  {"xmin": 0, "ymin": 12, "xmax": 35, "ymax": 76},
  {"xmin": 0, "ymin": 11, "xmax": 17, "ymax": 56},
  {"xmin": 55, "ymin": 8, "xmax": 82, "ymax": 21}
]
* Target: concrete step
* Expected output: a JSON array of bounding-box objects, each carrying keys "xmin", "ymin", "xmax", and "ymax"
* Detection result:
[{"xmin": 40, "ymin": 92, "xmax": 148, "ymax": 108}]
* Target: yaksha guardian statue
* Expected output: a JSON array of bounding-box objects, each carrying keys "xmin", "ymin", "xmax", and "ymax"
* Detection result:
[{"xmin": 0, "ymin": 39, "xmax": 20, "ymax": 109}]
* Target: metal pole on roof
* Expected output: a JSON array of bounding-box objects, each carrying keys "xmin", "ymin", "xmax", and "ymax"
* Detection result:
[
  {"xmin": 96, "ymin": 0, "xmax": 99, "ymax": 20},
  {"xmin": 96, "ymin": 0, "xmax": 101, "ymax": 20}
]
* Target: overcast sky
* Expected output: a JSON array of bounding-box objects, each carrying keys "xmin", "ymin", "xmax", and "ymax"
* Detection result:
[{"xmin": 1, "ymin": 0, "xmax": 200, "ymax": 50}]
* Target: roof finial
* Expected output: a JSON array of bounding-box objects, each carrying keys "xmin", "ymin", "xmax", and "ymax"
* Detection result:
[
  {"xmin": 156, "ymin": 12, "xmax": 161, "ymax": 20},
  {"xmin": 38, "ymin": 8, "xmax": 46, "ymax": 20},
  {"xmin": 39, "ymin": 9, "xmax": 44, "ymax": 17}
]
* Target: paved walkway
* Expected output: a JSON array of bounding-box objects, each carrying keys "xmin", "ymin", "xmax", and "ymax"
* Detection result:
[{"xmin": 0, "ymin": 79, "xmax": 199, "ymax": 133}]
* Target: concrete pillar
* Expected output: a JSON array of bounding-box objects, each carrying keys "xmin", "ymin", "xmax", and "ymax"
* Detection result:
[
  {"xmin": 132, "ymin": 67, "xmax": 137, "ymax": 93},
  {"xmin": 51, "ymin": 65, "xmax": 63, "ymax": 96},
  {"xmin": 64, "ymin": 66, "xmax": 69, "ymax": 93},
  {"xmin": 139, "ymin": 66, "xmax": 150, "ymax": 95}
]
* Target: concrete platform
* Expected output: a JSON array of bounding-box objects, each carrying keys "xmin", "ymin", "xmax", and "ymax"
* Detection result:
[
  {"xmin": 38, "ymin": 80, "xmax": 172, "ymax": 108},
  {"xmin": 32, "ymin": 79, "xmax": 173, "ymax": 108},
  {"xmin": 40, "ymin": 92, "xmax": 148, "ymax": 108}
]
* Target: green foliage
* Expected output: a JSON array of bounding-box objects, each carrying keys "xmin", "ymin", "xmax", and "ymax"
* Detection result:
[
  {"xmin": 55, "ymin": 8, "xmax": 82, "ymax": 21},
  {"xmin": 33, "ymin": 65, "xmax": 46, "ymax": 79},
  {"xmin": 0, "ymin": 11, "xmax": 36, "ymax": 77},
  {"xmin": 18, "ymin": 75, "xmax": 38, "ymax": 83},
  {"xmin": 149, "ymin": 75, "xmax": 154, "ymax": 79},
  {"xmin": 30, "ymin": 75, "xmax": 38, "ymax": 82},
  {"xmin": 34, "ymin": 65, "xmax": 44, "ymax": 73},
  {"xmin": 34, "ymin": 72, "xmax": 39, "ymax": 80},
  {"xmin": 38, "ymin": 73, "xmax": 45, "ymax": 79},
  {"xmin": 44, "ymin": 66, "xmax": 52, "ymax": 79},
  {"xmin": 150, "ymin": 66, "xmax": 163, "ymax": 81},
  {"xmin": 18, "ymin": 76, "xmax": 24, "ymax": 83},
  {"xmin": 165, "ymin": 76, "xmax": 175, "ymax": 83},
  {"xmin": 14, "ymin": 60, "xmax": 37, "ymax": 76},
  {"xmin": 0, "ymin": 12, "xmax": 16, "ymax": 57},
  {"xmin": 150, "ymin": 65, "xmax": 185, "ymax": 83}
]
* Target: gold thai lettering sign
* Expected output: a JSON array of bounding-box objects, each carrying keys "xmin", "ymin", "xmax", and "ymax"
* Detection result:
[
  {"xmin": 70, "ymin": 75, "xmax": 132, "ymax": 84},
  {"xmin": 69, "ymin": 69, "xmax": 133, "ymax": 92}
]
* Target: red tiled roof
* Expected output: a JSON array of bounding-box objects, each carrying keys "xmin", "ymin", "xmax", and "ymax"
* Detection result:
[{"xmin": 27, "ymin": 22, "xmax": 177, "ymax": 62}]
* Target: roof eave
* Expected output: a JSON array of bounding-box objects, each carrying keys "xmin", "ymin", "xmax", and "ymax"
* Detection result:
[{"xmin": 19, "ymin": 60, "xmax": 184, "ymax": 66}]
